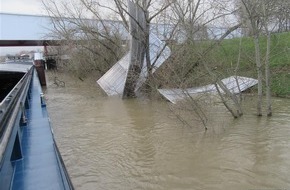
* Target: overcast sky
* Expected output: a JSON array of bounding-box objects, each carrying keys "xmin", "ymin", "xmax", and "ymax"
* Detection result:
[{"xmin": 1, "ymin": 0, "xmax": 44, "ymax": 15}]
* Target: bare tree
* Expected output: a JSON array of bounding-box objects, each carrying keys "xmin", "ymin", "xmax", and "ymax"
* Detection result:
[
  {"xmin": 274, "ymin": 0, "xmax": 290, "ymax": 32},
  {"xmin": 42, "ymin": 0, "xmax": 125, "ymax": 77},
  {"xmin": 168, "ymin": 0, "xmax": 243, "ymax": 118},
  {"xmin": 261, "ymin": 1, "xmax": 273, "ymax": 116},
  {"xmin": 111, "ymin": 0, "xmax": 174, "ymax": 97},
  {"xmin": 240, "ymin": 0, "xmax": 264, "ymax": 116},
  {"xmin": 238, "ymin": 0, "xmax": 287, "ymax": 116}
]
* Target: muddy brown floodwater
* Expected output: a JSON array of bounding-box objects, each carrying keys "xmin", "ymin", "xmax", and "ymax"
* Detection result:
[{"xmin": 44, "ymin": 72, "xmax": 290, "ymax": 190}]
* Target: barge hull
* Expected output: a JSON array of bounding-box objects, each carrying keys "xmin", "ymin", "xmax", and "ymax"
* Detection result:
[{"xmin": 0, "ymin": 62, "xmax": 73, "ymax": 190}]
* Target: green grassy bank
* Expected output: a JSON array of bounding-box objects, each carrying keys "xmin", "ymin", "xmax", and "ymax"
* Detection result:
[{"xmin": 216, "ymin": 32, "xmax": 290, "ymax": 97}]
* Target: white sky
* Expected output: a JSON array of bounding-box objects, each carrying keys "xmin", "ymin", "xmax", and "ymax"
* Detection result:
[{"xmin": 0, "ymin": 0, "xmax": 44, "ymax": 15}]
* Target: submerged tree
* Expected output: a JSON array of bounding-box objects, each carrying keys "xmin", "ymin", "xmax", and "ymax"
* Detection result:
[
  {"xmin": 167, "ymin": 0, "xmax": 244, "ymax": 119},
  {"xmin": 113, "ymin": 0, "xmax": 174, "ymax": 98},
  {"xmin": 240, "ymin": 0, "xmax": 263, "ymax": 116},
  {"xmin": 238, "ymin": 0, "xmax": 283, "ymax": 116}
]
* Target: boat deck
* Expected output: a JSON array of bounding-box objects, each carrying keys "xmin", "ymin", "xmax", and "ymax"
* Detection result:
[{"xmin": 11, "ymin": 70, "xmax": 70, "ymax": 189}]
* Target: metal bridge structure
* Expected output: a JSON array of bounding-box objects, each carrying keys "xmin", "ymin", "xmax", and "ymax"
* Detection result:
[{"xmin": 0, "ymin": 13, "xmax": 62, "ymax": 48}]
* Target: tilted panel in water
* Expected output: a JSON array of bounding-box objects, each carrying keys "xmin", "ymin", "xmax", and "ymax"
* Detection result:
[
  {"xmin": 158, "ymin": 76, "xmax": 258, "ymax": 104},
  {"xmin": 97, "ymin": 33, "xmax": 170, "ymax": 96},
  {"xmin": 97, "ymin": 54, "xmax": 130, "ymax": 96}
]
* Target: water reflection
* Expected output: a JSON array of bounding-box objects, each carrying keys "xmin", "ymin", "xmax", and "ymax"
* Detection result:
[{"xmin": 45, "ymin": 73, "xmax": 290, "ymax": 189}]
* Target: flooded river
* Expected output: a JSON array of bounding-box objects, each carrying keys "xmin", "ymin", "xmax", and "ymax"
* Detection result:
[{"xmin": 45, "ymin": 73, "xmax": 290, "ymax": 190}]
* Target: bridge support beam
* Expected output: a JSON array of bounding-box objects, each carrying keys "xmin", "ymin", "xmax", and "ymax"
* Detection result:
[{"xmin": 34, "ymin": 60, "xmax": 46, "ymax": 86}]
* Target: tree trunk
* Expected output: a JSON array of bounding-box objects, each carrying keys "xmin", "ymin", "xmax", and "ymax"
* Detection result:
[
  {"xmin": 235, "ymin": 37, "xmax": 243, "ymax": 102},
  {"xmin": 214, "ymin": 83, "xmax": 239, "ymax": 118},
  {"xmin": 253, "ymin": 35, "xmax": 263, "ymax": 116},
  {"xmin": 265, "ymin": 31, "xmax": 272, "ymax": 116},
  {"xmin": 200, "ymin": 56, "xmax": 242, "ymax": 118},
  {"xmin": 123, "ymin": 0, "xmax": 146, "ymax": 98}
]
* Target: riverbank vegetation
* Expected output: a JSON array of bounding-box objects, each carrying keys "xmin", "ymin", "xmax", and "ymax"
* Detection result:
[
  {"xmin": 217, "ymin": 32, "xmax": 290, "ymax": 98},
  {"xmin": 43, "ymin": 0, "xmax": 290, "ymax": 127},
  {"xmin": 155, "ymin": 31, "xmax": 290, "ymax": 96}
]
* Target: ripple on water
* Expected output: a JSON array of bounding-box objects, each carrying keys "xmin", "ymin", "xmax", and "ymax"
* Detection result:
[{"xmin": 45, "ymin": 74, "xmax": 290, "ymax": 189}]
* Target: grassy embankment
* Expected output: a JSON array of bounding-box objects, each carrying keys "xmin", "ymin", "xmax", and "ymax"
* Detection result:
[{"xmin": 215, "ymin": 32, "xmax": 290, "ymax": 98}]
